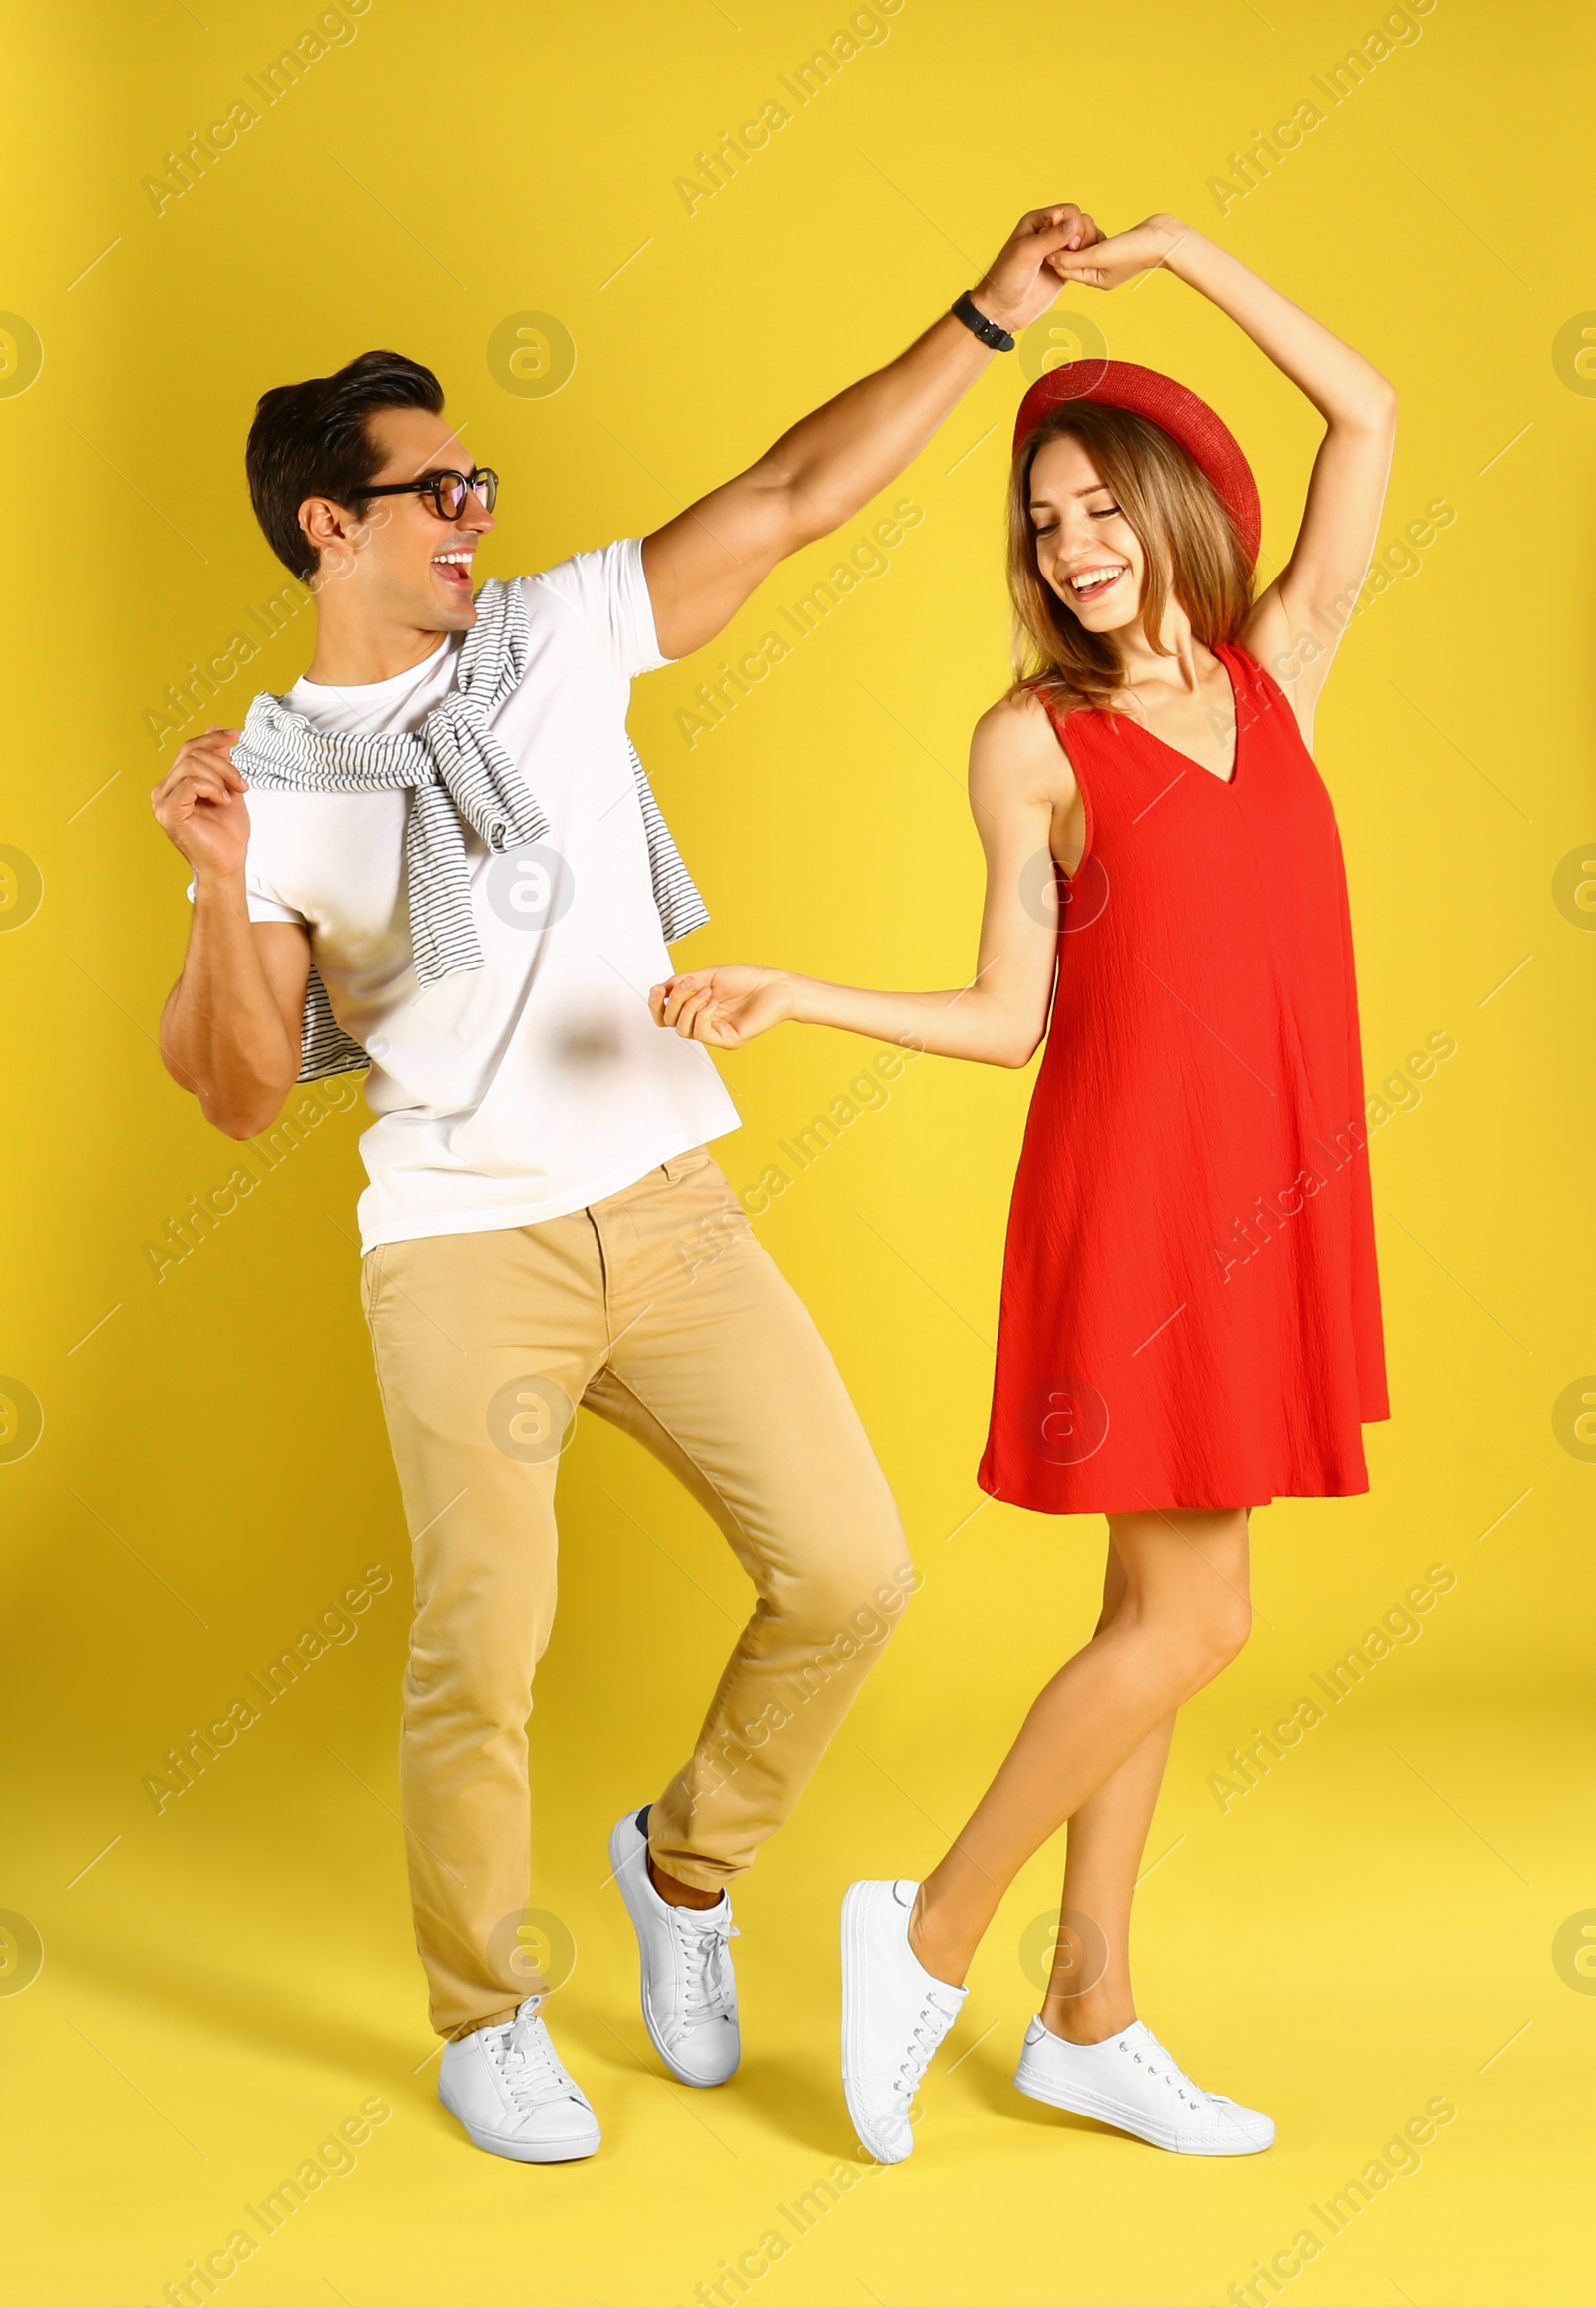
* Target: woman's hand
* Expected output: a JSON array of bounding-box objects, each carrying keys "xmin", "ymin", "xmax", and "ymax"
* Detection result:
[
  {"xmin": 1047, "ymin": 211, "xmax": 1187, "ymax": 293},
  {"xmin": 649, "ymin": 965, "xmax": 794, "ymax": 1050}
]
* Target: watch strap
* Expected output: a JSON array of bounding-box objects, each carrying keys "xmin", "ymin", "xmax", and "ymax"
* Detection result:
[{"xmin": 950, "ymin": 290, "xmax": 1016, "ymax": 353}]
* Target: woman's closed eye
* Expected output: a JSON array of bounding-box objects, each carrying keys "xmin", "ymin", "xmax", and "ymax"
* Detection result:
[{"xmin": 1031, "ymin": 504, "xmax": 1123, "ymax": 536}]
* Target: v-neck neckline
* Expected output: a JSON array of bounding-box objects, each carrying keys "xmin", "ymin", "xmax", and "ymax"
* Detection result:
[{"xmin": 1119, "ymin": 644, "xmax": 1243, "ymax": 789}]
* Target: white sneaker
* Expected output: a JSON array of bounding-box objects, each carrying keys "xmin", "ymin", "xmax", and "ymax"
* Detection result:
[
  {"xmin": 841, "ymin": 1879, "xmax": 968, "ymax": 2165},
  {"xmin": 437, "ymin": 1996, "xmax": 601, "ymax": 2162},
  {"xmin": 608, "ymin": 1806, "xmax": 740, "ymax": 2087},
  {"xmin": 1013, "ymin": 2015, "xmax": 1275, "ymax": 2154}
]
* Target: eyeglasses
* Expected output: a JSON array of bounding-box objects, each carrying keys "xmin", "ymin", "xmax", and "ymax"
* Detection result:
[{"xmin": 360, "ymin": 466, "xmax": 499, "ymax": 521}]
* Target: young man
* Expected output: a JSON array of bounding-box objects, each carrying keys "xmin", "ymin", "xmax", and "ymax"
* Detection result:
[{"xmin": 153, "ymin": 201, "xmax": 1100, "ymax": 2164}]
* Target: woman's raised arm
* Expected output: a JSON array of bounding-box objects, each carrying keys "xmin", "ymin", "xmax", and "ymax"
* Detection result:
[{"xmin": 1051, "ymin": 213, "xmax": 1397, "ymax": 729}]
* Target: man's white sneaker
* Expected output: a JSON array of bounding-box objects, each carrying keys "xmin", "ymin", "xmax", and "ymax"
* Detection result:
[
  {"xmin": 1013, "ymin": 2015, "xmax": 1275, "ymax": 2154},
  {"xmin": 437, "ymin": 1996, "xmax": 600, "ymax": 2162},
  {"xmin": 840, "ymin": 1879, "xmax": 968, "ymax": 2165},
  {"xmin": 608, "ymin": 1806, "xmax": 740, "ymax": 2087}
]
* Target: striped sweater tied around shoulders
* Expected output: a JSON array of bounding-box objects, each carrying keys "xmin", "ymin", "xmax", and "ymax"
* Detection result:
[{"xmin": 229, "ymin": 576, "xmax": 708, "ymax": 1081}]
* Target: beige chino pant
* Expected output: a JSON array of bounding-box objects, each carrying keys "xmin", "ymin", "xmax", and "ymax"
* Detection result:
[{"xmin": 360, "ymin": 1146, "xmax": 911, "ymax": 2039}]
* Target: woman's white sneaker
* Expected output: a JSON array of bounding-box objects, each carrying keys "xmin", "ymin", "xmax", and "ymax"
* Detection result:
[
  {"xmin": 438, "ymin": 1996, "xmax": 601, "ymax": 2162},
  {"xmin": 1013, "ymin": 2015, "xmax": 1274, "ymax": 2154},
  {"xmin": 608, "ymin": 1806, "xmax": 741, "ymax": 2087},
  {"xmin": 840, "ymin": 1879, "xmax": 968, "ymax": 2165}
]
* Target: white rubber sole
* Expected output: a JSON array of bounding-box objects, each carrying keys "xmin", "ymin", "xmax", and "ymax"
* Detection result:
[
  {"xmin": 840, "ymin": 1881, "xmax": 913, "ymax": 2166},
  {"xmin": 607, "ymin": 1810, "xmax": 737, "ymax": 2089},
  {"xmin": 438, "ymin": 2078, "xmax": 600, "ymax": 2163},
  {"xmin": 1013, "ymin": 2058, "xmax": 1273, "ymax": 2156}
]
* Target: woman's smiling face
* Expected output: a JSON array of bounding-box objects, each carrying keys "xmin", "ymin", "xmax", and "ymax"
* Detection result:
[{"xmin": 1026, "ymin": 432, "xmax": 1147, "ymax": 635}]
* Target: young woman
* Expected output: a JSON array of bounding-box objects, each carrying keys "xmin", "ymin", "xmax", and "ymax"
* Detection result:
[{"xmin": 650, "ymin": 211, "xmax": 1395, "ymax": 2163}]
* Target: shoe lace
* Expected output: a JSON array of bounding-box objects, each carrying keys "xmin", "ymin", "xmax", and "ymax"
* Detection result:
[
  {"xmin": 672, "ymin": 1906, "xmax": 740, "ymax": 2028},
  {"xmin": 493, "ymin": 1999, "xmax": 575, "ymax": 2111},
  {"xmin": 893, "ymin": 1988, "xmax": 961, "ymax": 2100},
  {"xmin": 1118, "ymin": 2035, "xmax": 1206, "ymax": 2107}
]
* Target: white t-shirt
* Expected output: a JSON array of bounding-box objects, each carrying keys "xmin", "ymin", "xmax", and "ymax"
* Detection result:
[{"xmin": 234, "ymin": 538, "xmax": 740, "ymax": 1253}]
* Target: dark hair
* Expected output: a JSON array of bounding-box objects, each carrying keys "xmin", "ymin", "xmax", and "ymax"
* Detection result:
[{"xmin": 246, "ymin": 349, "xmax": 445, "ymax": 583}]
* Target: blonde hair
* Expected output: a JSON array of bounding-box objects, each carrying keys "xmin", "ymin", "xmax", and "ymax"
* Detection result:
[{"xmin": 1006, "ymin": 401, "xmax": 1255, "ymax": 717}]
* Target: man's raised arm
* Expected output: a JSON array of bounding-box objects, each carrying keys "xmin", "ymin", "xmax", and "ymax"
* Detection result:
[{"xmin": 641, "ymin": 203, "xmax": 1100, "ymax": 658}]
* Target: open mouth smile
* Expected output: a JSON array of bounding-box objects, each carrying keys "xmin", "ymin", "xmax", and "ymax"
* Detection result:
[
  {"xmin": 1066, "ymin": 563, "xmax": 1127, "ymax": 603},
  {"xmin": 432, "ymin": 547, "xmax": 475, "ymax": 591}
]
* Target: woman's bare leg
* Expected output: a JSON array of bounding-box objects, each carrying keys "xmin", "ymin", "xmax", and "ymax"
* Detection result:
[
  {"xmin": 1043, "ymin": 1722, "xmax": 1176, "ymax": 2038},
  {"xmin": 908, "ymin": 1507, "xmax": 1250, "ymax": 1988},
  {"xmin": 1041, "ymin": 1539, "xmax": 1173, "ymax": 2041}
]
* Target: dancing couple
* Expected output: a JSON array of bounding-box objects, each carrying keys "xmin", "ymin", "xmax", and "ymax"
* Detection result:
[{"xmin": 155, "ymin": 200, "xmax": 1393, "ymax": 2165}]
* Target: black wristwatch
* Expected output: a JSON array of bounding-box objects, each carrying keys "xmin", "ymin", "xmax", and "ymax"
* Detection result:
[{"xmin": 950, "ymin": 289, "xmax": 1015, "ymax": 352}]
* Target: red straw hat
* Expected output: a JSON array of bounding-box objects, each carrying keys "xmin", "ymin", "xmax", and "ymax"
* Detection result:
[{"xmin": 1012, "ymin": 359, "xmax": 1261, "ymax": 570}]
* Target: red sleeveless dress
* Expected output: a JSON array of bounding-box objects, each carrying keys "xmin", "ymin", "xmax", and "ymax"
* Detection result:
[{"xmin": 978, "ymin": 642, "xmax": 1388, "ymax": 1515}]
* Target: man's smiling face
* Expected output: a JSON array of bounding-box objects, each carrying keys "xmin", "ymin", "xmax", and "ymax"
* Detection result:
[{"xmin": 303, "ymin": 404, "xmax": 496, "ymax": 634}]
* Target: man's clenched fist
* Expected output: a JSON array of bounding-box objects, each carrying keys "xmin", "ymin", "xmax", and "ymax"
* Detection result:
[{"xmin": 152, "ymin": 727, "xmax": 250, "ymax": 879}]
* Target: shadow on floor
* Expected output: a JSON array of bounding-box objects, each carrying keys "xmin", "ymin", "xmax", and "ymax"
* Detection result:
[
  {"xmin": 962, "ymin": 2043, "xmax": 1149, "ymax": 2148},
  {"xmin": 557, "ymin": 1998, "xmax": 861, "ymax": 2161}
]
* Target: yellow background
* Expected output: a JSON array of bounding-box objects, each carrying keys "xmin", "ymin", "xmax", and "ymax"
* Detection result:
[{"xmin": 1, "ymin": 1, "xmax": 1592, "ymax": 2300}]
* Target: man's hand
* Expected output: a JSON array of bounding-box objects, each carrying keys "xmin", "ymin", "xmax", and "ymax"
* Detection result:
[
  {"xmin": 152, "ymin": 727, "xmax": 250, "ymax": 879},
  {"xmin": 972, "ymin": 203, "xmax": 1106, "ymax": 333},
  {"xmin": 649, "ymin": 966, "xmax": 794, "ymax": 1050}
]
